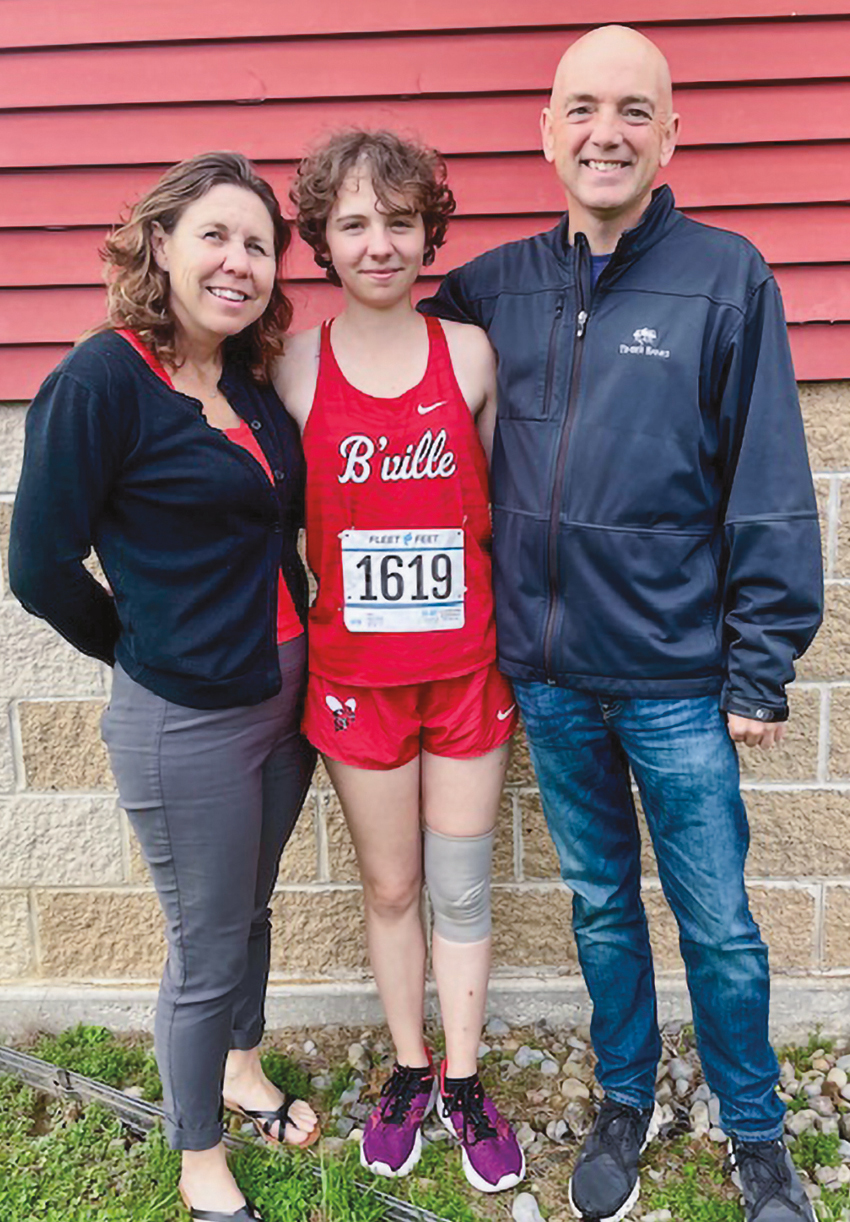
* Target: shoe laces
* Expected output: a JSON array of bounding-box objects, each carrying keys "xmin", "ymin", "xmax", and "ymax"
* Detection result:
[
  {"xmin": 379, "ymin": 1064, "xmax": 431, "ymax": 1126},
  {"xmin": 733, "ymin": 1140, "xmax": 804, "ymax": 1218},
  {"xmin": 592, "ymin": 1099, "xmax": 647, "ymax": 1165},
  {"xmin": 442, "ymin": 1075, "xmax": 497, "ymax": 1145}
]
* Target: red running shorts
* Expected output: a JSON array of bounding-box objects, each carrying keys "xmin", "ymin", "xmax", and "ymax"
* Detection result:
[{"xmin": 302, "ymin": 663, "xmax": 518, "ymax": 770}]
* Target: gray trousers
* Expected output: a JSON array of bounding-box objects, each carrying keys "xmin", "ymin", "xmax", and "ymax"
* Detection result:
[{"xmin": 101, "ymin": 637, "xmax": 315, "ymax": 1150}]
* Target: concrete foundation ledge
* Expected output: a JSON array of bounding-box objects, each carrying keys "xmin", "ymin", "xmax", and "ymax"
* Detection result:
[{"xmin": 2, "ymin": 975, "xmax": 850, "ymax": 1041}]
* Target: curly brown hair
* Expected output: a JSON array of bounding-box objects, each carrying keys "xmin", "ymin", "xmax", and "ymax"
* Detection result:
[
  {"xmin": 98, "ymin": 151, "xmax": 292, "ymax": 381},
  {"xmin": 291, "ymin": 129, "xmax": 456, "ymax": 286}
]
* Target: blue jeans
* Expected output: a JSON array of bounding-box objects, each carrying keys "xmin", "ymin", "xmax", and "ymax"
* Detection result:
[{"xmin": 513, "ymin": 684, "xmax": 784, "ymax": 1141}]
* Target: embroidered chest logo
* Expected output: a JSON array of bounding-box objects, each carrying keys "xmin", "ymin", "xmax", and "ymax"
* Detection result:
[
  {"xmin": 325, "ymin": 694, "xmax": 357, "ymax": 731},
  {"xmin": 337, "ymin": 428, "xmax": 457, "ymax": 484},
  {"xmin": 619, "ymin": 326, "xmax": 670, "ymax": 360}
]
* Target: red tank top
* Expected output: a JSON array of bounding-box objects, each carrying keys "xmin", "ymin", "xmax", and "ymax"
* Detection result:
[
  {"xmin": 303, "ymin": 314, "xmax": 496, "ymax": 685},
  {"xmin": 115, "ymin": 329, "xmax": 302, "ymax": 645}
]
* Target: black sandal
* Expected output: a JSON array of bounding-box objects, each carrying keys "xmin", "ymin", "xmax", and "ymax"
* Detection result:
[
  {"xmin": 179, "ymin": 1186, "xmax": 263, "ymax": 1220},
  {"xmin": 224, "ymin": 1094, "xmax": 320, "ymax": 1149}
]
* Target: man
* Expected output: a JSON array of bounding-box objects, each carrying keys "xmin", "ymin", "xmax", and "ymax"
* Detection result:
[{"xmin": 420, "ymin": 25, "xmax": 823, "ymax": 1222}]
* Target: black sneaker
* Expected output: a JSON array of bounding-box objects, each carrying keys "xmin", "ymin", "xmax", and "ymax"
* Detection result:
[
  {"xmin": 569, "ymin": 1097, "xmax": 659, "ymax": 1221},
  {"xmin": 730, "ymin": 1137, "xmax": 816, "ymax": 1221}
]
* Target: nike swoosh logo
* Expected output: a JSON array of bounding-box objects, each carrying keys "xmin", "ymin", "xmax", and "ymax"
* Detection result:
[
  {"xmin": 417, "ymin": 400, "xmax": 446, "ymax": 415},
  {"xmin": 497, "ymin": 705, "xmax": 516, "ymax": 721}
]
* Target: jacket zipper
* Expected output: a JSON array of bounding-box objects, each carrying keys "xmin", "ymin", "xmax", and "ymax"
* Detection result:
[
  {"xmin": 542, "ymin": 238, "xmax": 589, "ymax": 682},
  {"xmin": 542, "ymin": 295, "xmax": 566, "ymax": 418}
]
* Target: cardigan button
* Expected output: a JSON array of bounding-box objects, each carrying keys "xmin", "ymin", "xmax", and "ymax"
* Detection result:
[
  {"xmin": 250, "ymin": 419, "xmax": 262, "ymax": 431},
  {"xmin": 273, "ymin": 469, "xmax": 285, "ymax": 481}
]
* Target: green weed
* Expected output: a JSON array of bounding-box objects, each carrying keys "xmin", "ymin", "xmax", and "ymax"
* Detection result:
[
  {"xmin": 812, "ymin": 1184, "xmax": 850, "ymax": 1220},
  {"xmin": 29, "ymin": 1024, "xmax": 161, "ymax": 1101},
  {"xmin": 396, "ymin": 1140, "xmax": 480, "ymax": 1222},
  {"xmin": 644, "ymin": 1155, "xmax": 743, "ymax": 1221},
  {"xmin": 237, "ymin": 1141, "xmax": 388, "ymax": 1222},
  {"xmin": 777, "ymin": 1029, "xmax": 834, "ymax": 1077},
  {"xmin": 0, "ymin": 1075, "xmax": 43, "ymax": 1143},
  {"xmin": 787, "ymin": 1093, "xmax": 813, "ymax": 1113},
  {"xmin": 643, "ymin": 1141, "xmax": 742, "ymax": 1222},
  {"xmin": 0, "ymin": 1087, "xmax": 180, "ymax": 1221},
  {"xmin": 792, "ymin": 1130, "xmax": 841, "ymax": 1176},
  {"xmin": 0, "ymin": 1079, "xmax": 401, "ymax": 1222},
  {"xmin": 322, "ymin": 1063, "xmax": 356, "ymax": 1108},
  {"xmin": 260, "ymin": 1048, "xmax": 313, "ymax": 1102}
]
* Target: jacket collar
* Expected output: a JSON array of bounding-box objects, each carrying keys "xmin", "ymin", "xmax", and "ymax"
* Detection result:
[{"xmin": 555, "ymin": 184, "xmax": 678, "ymax": 271}]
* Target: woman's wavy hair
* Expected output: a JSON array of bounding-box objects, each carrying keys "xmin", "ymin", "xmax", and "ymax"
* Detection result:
[
  {"xmin": 291, "ymin": 129, "xmax": 456, "ymax": 286},
  {"xmin": 98, "ymin": 151, "xmax": 291, "ymax": 381}
]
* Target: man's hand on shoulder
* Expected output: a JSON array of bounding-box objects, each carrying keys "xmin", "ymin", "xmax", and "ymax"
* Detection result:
[{"xmin": 727, "ymin": 714, "xmax": 786, "ymax": 749}]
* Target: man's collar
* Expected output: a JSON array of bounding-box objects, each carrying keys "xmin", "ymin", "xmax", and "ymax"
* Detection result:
[{"xmin": 558, "ymin": 184, "xmax": 676, "ymax": 263}]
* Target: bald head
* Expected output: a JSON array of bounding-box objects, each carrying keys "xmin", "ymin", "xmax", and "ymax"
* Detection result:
[
  {"xmin": 551, "ymin": 25, "xmax": 673, "ymax": 118},
  {"xmin": 540, "ymin": 24, "xmax": 679, "ymax": 246}
]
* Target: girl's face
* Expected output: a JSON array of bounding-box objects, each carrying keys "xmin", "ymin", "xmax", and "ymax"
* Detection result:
[
  {"xmin": 325, "ymin": 169, "xmax": 426, "ymax": 307},
  {"xmin": 153, "ymin": 182, "xmax": 277, "ymax": 348}
]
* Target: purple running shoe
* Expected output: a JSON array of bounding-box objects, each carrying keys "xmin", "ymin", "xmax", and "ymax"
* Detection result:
[
  {"xmin": 437, "ymin": 1062, "xmax": 525, "ymax": 1193},
  {"xmin": 360, "ymin": 1061, "xmax": 437, "ymax": 1178}
]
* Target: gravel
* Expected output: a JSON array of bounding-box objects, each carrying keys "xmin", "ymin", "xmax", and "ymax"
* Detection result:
[
  {"xmin": 690, "ymin": 1100, "xmax": 710, "ymax": 1136},
  {"xmin": 485, "ymin": 1016, "xmax": 511, "ymax": 1038},
  {"xmin": 511, "ymin": 1192, "xmax": 544, "ymax": 1222},
  {"xmin": 275, "ymin": 1019, "xmax": 850, "ymax": 1214},
  {"xmin": 347, "ymin": 1042, "xmax": 370, "ymax": 1073},
  {"xmin": 514, "ymin": 1121, "xmax": 537, "ymax": 1150},
  {"xmin": 561, "ymin": 1078, "xmax": 591, "ymax": 1101},
  {"xmin": 515, "ymin": 1045, "xmax": 546, "ymax": 1069},
  {"xmin": 667, "ymin": 1057, "xmax": 695, "ymax": 1083}
]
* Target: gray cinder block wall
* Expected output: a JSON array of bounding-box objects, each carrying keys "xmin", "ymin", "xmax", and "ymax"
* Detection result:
[{"xmin": 1, "ymin": 383, "xmax": 850, "ymax": 1035}]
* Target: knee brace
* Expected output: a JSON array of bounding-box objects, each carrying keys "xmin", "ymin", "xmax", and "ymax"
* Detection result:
[{"xmin": 423, "ymin": 826, "xmax": 494, "ymax": 944}]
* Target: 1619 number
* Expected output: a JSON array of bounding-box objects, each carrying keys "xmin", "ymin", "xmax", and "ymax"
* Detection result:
[{"xmin": 354, "ymin": 552, "xmax": 453, "ymax": 602}]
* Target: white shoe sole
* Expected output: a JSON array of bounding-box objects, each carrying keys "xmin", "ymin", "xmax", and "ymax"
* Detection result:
[
  {"xmin": 568, "ymin": 1102, "xmax": 661, "ymax": 1221},
  {"xmin": 360, "ymin": 1078, "xmax": 438, "ymax": 1180},
  {"xmin": 436, "ymin": 1093, "xmax": 526, "ymax": 1194}
]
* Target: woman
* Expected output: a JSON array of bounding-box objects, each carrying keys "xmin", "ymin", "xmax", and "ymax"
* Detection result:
[
  {"xmin": 275, "ymin": 130, "xmax": 524, "ymax": 1194},
  {"xmin": 9, "ymin": 152, "xmax": 319, "ymax": 1221}
]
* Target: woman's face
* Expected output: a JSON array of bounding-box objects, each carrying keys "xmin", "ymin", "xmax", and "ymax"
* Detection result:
[
  {"xmin": 153, "ymin": 182, "xmax": 277, "ymax": 348},
  {"xmin": 325, "ymin": 169, "xmax": 425, "ymax": 307}
]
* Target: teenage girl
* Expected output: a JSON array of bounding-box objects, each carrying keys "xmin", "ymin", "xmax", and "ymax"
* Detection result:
[{"xmin": 274, "ymin": 130, "xmax": 523, "ymax": 1194}]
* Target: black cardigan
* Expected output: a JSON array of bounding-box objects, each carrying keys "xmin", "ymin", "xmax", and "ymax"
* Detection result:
[{"xmin": 9, "ymin": 330, "xmax": 308, "ymax": 709}]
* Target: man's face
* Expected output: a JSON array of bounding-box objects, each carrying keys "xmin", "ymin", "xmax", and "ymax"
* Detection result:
[{"xmin": 541, "ymin": 33, "xmax": 679, "ymax": 234}]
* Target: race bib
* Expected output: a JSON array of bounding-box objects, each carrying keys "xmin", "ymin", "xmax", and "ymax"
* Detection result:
[{"xmin": 341, "ymin": 528, "xmax": 465, "ymax": 632}]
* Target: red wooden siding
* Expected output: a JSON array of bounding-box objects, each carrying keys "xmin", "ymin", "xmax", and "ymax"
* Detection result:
[
  {"xmin": 1, "ymin": 3, "xmax": 849, "ymax": 397},
  {"xmin": 4, "ymin": 0, "xmax": 850, "ymax": 46}
]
